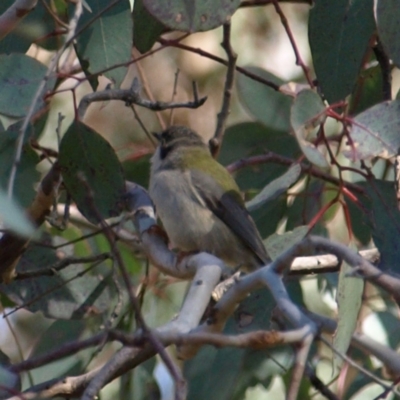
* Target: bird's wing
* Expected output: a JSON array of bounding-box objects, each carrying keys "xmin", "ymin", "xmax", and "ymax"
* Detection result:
[{"xmin": 190, "ymin": 169, "xmax": 270, "ymax": 265}]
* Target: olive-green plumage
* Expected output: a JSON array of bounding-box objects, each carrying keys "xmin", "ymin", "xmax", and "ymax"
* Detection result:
[{"xmin": 149, "ymin": 126, "xmax": 270, "ymax": 270}]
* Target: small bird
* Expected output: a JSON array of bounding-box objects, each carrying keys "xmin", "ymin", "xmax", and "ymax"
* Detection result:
[{"xmin": 149, "ymin": 126, "xmax": 270, "ymax": 271}]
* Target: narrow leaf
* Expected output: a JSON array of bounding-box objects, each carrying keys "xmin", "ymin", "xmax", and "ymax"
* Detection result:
[
  {"xmin": 376, "ymin": 0, "xmax": 400, "ymax": 68},
  {"xmin": 246, "ymin": 164, "xmax": 301, "ymax": 212},
  {"xmin": 334, "ymin": 250, "xmax": 364, "ymax": 368},
  {"xmin": 309, "ymin": 0, "xmax": 375, "ymax": 103}
]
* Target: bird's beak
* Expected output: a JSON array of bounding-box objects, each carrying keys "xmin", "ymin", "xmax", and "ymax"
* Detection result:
[{"xmin": 152, "ymin": 132, "xmax": 162, "ymax": 142}]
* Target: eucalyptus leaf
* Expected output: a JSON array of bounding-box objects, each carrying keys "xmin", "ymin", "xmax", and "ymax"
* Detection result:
[
  {"xmin": 290, "ymin": 89, "xmax": 329, "ymax": 169},
  {"xmin": 334, "ymin": 248, "xmax": 364, "ymax": 368},
  {"xmin": 0, "ymin": 54, "xmax": 55, "ymax": 118},
  {"xmin": 246, "ymin": 164, "xmax": 301, "ymax": 212},
  {"xmin": 59, "ymin": 120, "xmax": 126, "ymax": 224},
  {"xmin": 348, "ymin": 100, "xmax": 400, "ymax": 160},
  {"xmin": 237, "ymin": 67, "xmax": 292, "ymax": 132},
  {"xmin": 376, "ymin": 0, "xmax": 400, "ymax": 68},
  {"xmin": 265, "ymin": 226, "xmax": 309, "ymax": 260},
  {"xmin": 143, "ymin": 0, "xmax": 241, "ymax": 32},
  {"xmin": 133, "ymin": 0, "xmax": 166, "ymax": 53},
  {"xmin": 309, "ymin": 0, "xmax": 375, "ymax": 103},
  {"xmin": 75, "ymin": 0, "xmax": 132, "ymax": 90}
]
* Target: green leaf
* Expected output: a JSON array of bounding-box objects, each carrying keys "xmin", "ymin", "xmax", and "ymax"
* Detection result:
[
  {"xmin": 75, "ymin": 0, "xmax": 133, "ymax": 90},
  {"xmin": 0, "ymin": 244, "xmax": 118, "ymax": 319},
  {"xmin": 251, "ymin": 198, "xmax": 287, "ymax": 240},
  {"xmin": 246, "ymin": 164, "xmax": 301, "ymax": 212},
  {"xmin": 265, "ymin": 226, "xmax": 309, "ymax": 260},
  {"xmin": 142, "ymin": 0, "xmax": 241, "ymax": 32},
  {"xmin": 376, "ymin": 0, "xmax": 400, "ymax": 68},
  {"xmin": 359, "ymin": 180, "xmax": 400, "ymax": 272},
  {"xmin": 0, "ymin": 121, "xmax": 41, "ymax": 208},
  {"xmin": 237, "ymin": 67, "xmax": 292, "ymax": 132},
  {"xmin": 59, "ymin": 120, "xmax": 126, "ymax": 224},
  {"xmin": 348, "ymin": 100, "xmax": 400, "ymax": 160},
  {"xmin": 309, "ymin": 0, "xmax": 375, "ymax": 103},
  {"xmin": 290, "ymin": 89, "xmax": 329, "ymax": 169},
  {"xmin": 133, "ymin": 0, "xmax": 166, "ymax": 53},
  {"xmin": 334, "ymin": 245, "xmax": 364, "ymax": 368},
  {"xmin": 349, "ymin": 65, "xmax": 385, "ymax": 116},
  {"xmin": 219, "ymin": 122, "xmax": 300, "ymax": 191},
  {"xmin": 0, "ymin": 188, "xmax": 34, "ymax": 236},
  {"xmin": 0, "ymin": 54, "xmax": 55, "ymax": 118}
]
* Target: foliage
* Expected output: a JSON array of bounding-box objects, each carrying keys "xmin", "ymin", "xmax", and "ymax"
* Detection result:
[{"xmin": 0, "ymin": 0, "xmax": 400, "ymax": 399}]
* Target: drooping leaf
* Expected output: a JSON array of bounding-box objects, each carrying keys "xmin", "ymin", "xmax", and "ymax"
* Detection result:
[
  {"xmin": 290, "ymin": 89, "xmax": 329, "ymax": 169},
  {"xmin": 376, "ymin": 0, "xmax": 400, "ymax": 68},
  {"xmin": 0, "ymin": 121, "xmax": 40, "ymax": 208},
  {"xmin": 133, "ymin": 0, "xmax": 166, "ymax": 53},
  {"xmin": 75, "ymin": 0, "xmax": 133, "ymax": 90},
  {"xmin": 246, "ymin": 164, "xmax": 301, "ymax": 212},
  {"xmin": 0, "ymin": 244, "xmax": 118, "ymax": 319},
  {"xmin": 0, "ymin": 54, "xmax": 55, "ymax": 118},
  {"xmin": 359, "ymin": 180, "xmax": 400, "ymax": 272},
  {"xmin": 237, "ymin": 67, "xmax": 292, "ymax": 132},
  {"xmin": 309, "ymin": 0, "xmax": 375, "ymax": 103},
  {"xmin": 265, "ymin": 225, "xmax": 309, "ymax": 260},
  {"xmin": 59, "ymin": 120, "xmax": 126, "ymax": 224},
  {"xmin": 334, "ymin": 245, "xmax": 364, "ymax": 368},
  {"xmin": 142, "ymin": 0, "xmax": 241, "ymax": 32},
  {"xmin": 348, "ymin": 100, "xmax": 400, "ymax": 160}
]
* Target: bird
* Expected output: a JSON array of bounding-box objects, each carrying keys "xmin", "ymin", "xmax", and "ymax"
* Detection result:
[{"xmin": 149, "ymin": 125, "xmax": 270, "ymax": 271}]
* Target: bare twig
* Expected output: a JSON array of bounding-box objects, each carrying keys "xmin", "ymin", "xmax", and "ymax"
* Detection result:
[
  {"xmin": 78, "ymin": 78, "xmax": 207, "ymax": 120},
  {"xmin": 212, "ymin": 22, "xmax": 237, "ymax": 154},
  {"xmin": 158, "ymin": 37, "xmax": 281, "ymax": 91},
  {"xmin": 271, "ymin": 0, "xmax": 314, "ymax": 87},
  {"xmin": 15, "ymin": 253, "xmax": 112, "ymax": 279}
]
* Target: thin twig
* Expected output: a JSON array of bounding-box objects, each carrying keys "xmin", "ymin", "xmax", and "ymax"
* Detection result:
[
  {"xmin": 271, "ymin": 0, "xmax": 314, "ymax": 87},
  {"xmin": 15, "ymin": 253, "xmax": 112, "ymax": 279},
  {"xmin": 212, "ymin": 22, "xmax": 237, "ymax": 154},
  {"xmin": 78, "ymin": 79, "xmax": 207, "ymax": 120},
  {"xmin": 158, "ymin": 37, "xmax": 281, "ymax": 91}
]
